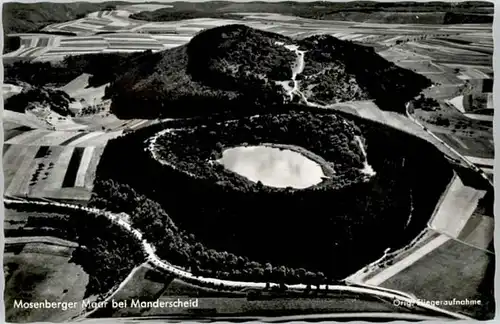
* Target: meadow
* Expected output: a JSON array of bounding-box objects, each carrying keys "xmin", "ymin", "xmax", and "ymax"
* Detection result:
[{"xmin": 4, "ymin": 242, "xmax": 89, "ymax": 322}]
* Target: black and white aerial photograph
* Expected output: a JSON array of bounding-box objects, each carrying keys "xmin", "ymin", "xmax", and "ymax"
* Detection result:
[{"xmin": 1, "ymin": 0, "xmax": 495, "ymax": 322}]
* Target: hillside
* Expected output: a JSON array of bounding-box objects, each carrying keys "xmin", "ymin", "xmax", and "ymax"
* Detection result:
[
  {"xmin": 2, "ymin": 2, "xmax": 121, "ymax": 53},
  {"xmin": 105, "ymin": 24, "xmax": 431, "ymax": 118},
  {"xmin": 129, "ymin": 1, "xmax": 493, "ymax": 24},
  {"xmin": 2, "ymin": 2, "xmax": 120, "ymax": 34}
]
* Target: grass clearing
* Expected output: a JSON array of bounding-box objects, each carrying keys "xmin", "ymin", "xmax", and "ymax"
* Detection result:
[{"xmin": 4, "ymin": 242, "xmax": 89, "ymax": 322}]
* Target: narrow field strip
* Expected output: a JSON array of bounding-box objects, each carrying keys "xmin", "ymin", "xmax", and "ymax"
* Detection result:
[
  {"xmin": 7, "ymin": 130, "xmax": 47, "ymax": 145},
  {"xmin": 59, "ymin": 42, "xmax": 108, "ymax": 48},
  {"xmin": 129, "ymin": 119, "xmax": 149, "ymax": 130},
  {"xmin": 365, "ymin": 234, "xmax": 451, "ymax": 286},
  {"xmin": 27, "ymin": 131, "xmax": 78, "ymax": 146},
  {"xmin": 29, "ymin": 146, "xmax": 64, "ymax": 197},
  {"xmin": 62, "ymin": 147, "xmax": 85, "ymax": 188},
  {"xmin": 460, "ymin": 216, "xmax": 494, "ymax": 251},
  {"xmin": 44, "ymin": 146, "xmax": 75, "ymax": 192},
  {"xmin": 84, "ymin": 146, "xmax": 105, "ymax": 189},
  {"xmin": 4, "ymin": 128, "xmax": 29, "ymax": 141},
  {"xmin": 66, "ymin": 131, "xmax": 104, "ymax": 146},
  {"xmin": 464, "ymin": 155, "xmax": 494, "ymax": 167},
  {"xmin": 34, "ymin": 146, "xmax": 50, "ymax": 159},
  {"xmin": 5, "ymin": 236, "xmax": 79, "ymax": 248},
  {"xmin": 429, "ymin": 176, "xmax": 486, "ymax": 238},
  {"xmin": 5, "ymin": 146, "xmax": 39, "ymax": 197},
  {"xmin": 59, "ymin": 132, "xmax": 92, "ymax": 146},
  {"xmin": 80, "ymin": 131, "xmax": 123, "ymax": 146},
  {"xmin": 3, "ymin": 144, "xmax": 12, "ymax": 156},
  {"xmin": 74, "ymin": 146, "xmax": 95, "ymax": 187},
  {"xmin": 3, "ymin": 145, "xmax": 29, "ymax": 190},
  {"xmin": 450, "ymin": 135, "xmax": 469, "ymax": 150},
  {"xmin": 60, "ymin": 37, "xmax": 105, "ymax": 42}
]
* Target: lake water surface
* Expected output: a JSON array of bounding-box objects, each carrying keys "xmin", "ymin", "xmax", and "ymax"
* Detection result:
[{"xmin": 217, "ymin": 145, "xmax": 325, "ymax": 189}]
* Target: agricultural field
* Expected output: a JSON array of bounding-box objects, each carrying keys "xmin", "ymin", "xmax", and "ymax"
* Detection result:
[
  {"xmin": 3, "ymin": 6, "xmax": 493, "ymax": 66},
  {"xmin": 380, "ymin": 238, "xmax": 494, "ymax": 320},
  {"xmin": 4, "ymin": 241, "xmax": 89, "ymax": 322},
  {"xmin": 3, "ymin": 71, "xmax": 155, "ymax": 204},
  {"xmin": 3, "ymin": 144, "xmax": 105, "ymax": 202},
  {"xmin": 428, "ymin": 175, "xmax": 487, "ymax": 238}
]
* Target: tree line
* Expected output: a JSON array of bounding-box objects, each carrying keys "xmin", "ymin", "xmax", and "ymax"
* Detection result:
[{"xmin": 90, "ymin": 179, "xmax": 328, "ymax": 286}]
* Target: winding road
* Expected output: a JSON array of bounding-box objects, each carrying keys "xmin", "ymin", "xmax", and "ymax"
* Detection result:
[{"xmin": 3, "ymin": 196, "xmax": 470, "ymax": 320}]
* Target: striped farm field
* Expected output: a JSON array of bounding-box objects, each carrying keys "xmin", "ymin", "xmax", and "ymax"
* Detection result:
[
  {"xmin": 6, "ymin": 130, "xmax": 74, "ymax": 146},
  {"xmin": 35, "ymin": 38, "xmax": 49, "ymax": 47},
  {"xmin": 77, "ymin": 131, "xmax": 123, "ymax": 146},
  {"xmin": 82, "ymin": 18, "xmax": 111, "ymax": 26},
  {"xmin": 4, "ymin": 125, "xmax": 33, "ymax": 141},
  {"xmin": 61, "ymin": 147, "xmax": 85, "ymax": 188},
  {"xmin": 3, "ymin": 143, "xmax": 105, "ymax": 201},
  {"xmin": 4, "ymin": 145, "xmax": 42, "ymax": 197},
  {"xmin": 6, "ymin": 129, "xmax": 52, "ymax": 145},
  {"xmin": 102, "ymin": 33, "xmax": 157, "ymax": 39},
  {"xmin": 59, "ymin": 36, "xmax": 105, "ymax": 42},
  {"xmin": 46, "ymin": 48, "xmax": 104, "ymax": 54},
  {"xmin": 58, "ymin": 42, "xmax": 108, "ymax": 48},
  {"xmin": 3, "ymin": 145, "xmax": 38, "ymax": 194}
]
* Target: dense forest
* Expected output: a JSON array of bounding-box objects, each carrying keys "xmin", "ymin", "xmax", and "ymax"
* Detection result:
[
  {"xmin": 130, "ymin": 9, "xmax": 241, "ymax": 22},
  {"xmin": 105, "ymin": 25, "xmax": 300, "ymax": 118},
  {"xmin": 297, "ymin": 35, "xmax": 432, "ymax": 108},
  {"xmin": 93, "ymin": 107, "xmax": 454, "ymax": 281},
  {"xmin": 5, "ymin": 204, "xmax": 145, "ymax": 297},
  {"xmin": 4, "ymin": 52, "xmax": 142, "ymax": 87}
]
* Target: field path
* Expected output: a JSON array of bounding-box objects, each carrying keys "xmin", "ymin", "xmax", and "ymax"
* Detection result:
[{"xmin": 364, "ymin": 234, "xmax": 450, "ymax": 286}]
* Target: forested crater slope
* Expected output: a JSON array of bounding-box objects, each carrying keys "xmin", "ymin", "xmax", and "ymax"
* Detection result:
[{"xmin": 92, "ymin": 108, "xmax": 453, "ymax": 283}]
